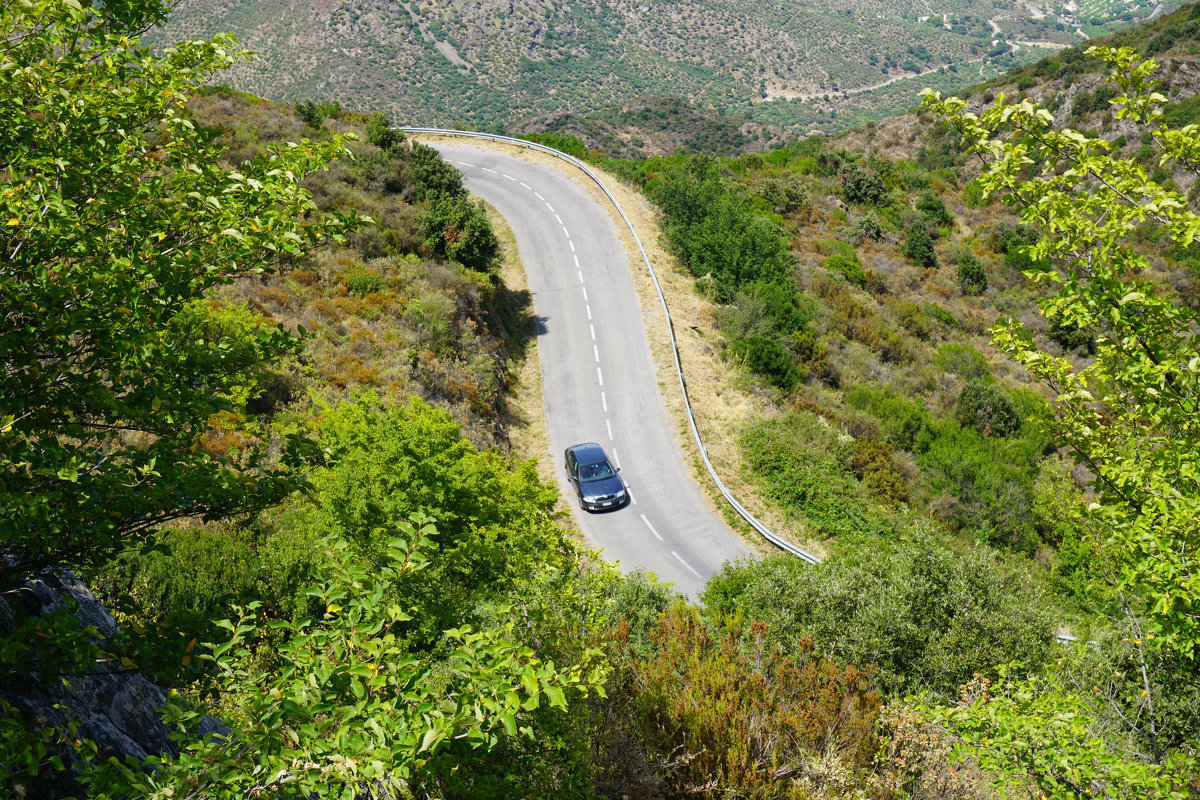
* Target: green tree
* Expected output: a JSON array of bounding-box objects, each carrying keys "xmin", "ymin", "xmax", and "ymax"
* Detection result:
[
  {"xmin": 80, "ymin": 530, "xmax": 607, "ymax": 799},
  {"xmin": 296, "ymin": 395, "xmax": 571, "ymax": 637},
  {"xmin": 0, "ymin": 0, "xmax": 357, "ymax": 590},
  {"xmin": 924, "ymin": 44, "xmax": 1200, "ymax": 794}
]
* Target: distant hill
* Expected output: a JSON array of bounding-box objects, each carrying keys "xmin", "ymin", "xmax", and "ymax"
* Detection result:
[{"xmin": 146, "ymin": 0, "xmax": 1187, "ymax": 136}]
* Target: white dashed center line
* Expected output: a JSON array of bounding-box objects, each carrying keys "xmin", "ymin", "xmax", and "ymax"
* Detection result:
[
  {"xmin": 672, "ymin": 552, "xmax": 704, "ymax": 578},
  {"xmin": 520, "ymin": 181, "xmax": 532, "ymax": 190},
  {"xmin": 578, "ymin": 270, "xmax": 584, "ymax": 283},
  {"xmin": 589, "ymin": 324, "xmax": 595, "ymax": 341},
  {"xmin": 573, "ymin": 254, "xmax": 580, "ymax": 268},
  {"xmin": 569, "ymin": 239, "xmax": 576, "ymax": 253},
  {"xmin": 601, "ymin": 391, "xmax": 607, "ymax": 412},
  {"xmin": 456, "ymin": 161, "xmax": 476, "ymax": 168},
  {"xmin": 594, "ymin": 344, "xmax": 600, "ymax": 362},
  {"xmin": 534, "ymin": 191, "xmax": 545, "ymax": 201},
  {"xmin": 482, "ymin": 167, "xmax": 498, "ymax": 174},
  {"xmin": 545, "ymin": 202, "xmax": 555, "ymax": 213},
  {"xmin": 611, "ymin": 448, "xmax": 621, "ymax": 468},
  {"xmin": 555, "ymin": 214, "xmax": 563, "ymax": 225},
  {"xmin": 586, "ymin": 306, "xmax": 592, "ymax": 320},
  {"xmin": 582, "ymin": 287, "xmax": 588, "ymax": 302},
  {"xmin": 597, "ymin": 367, "xmax": 603, "ymax": 385},
  {"xmin": 606, "ymin": 418, "xmax": 613, "ymax": 440},
  {"xmin": 641, "ymin": 514, "xmax": 664, "ymax": 541},
  {"xmin": 503, "ymin": 174, "xmax": 517, "ymax": 182}
]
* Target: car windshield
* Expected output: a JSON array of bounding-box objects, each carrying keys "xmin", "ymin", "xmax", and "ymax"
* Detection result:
[{"xmin": 579, "ymin": 460, "xmax": 615, "ymax": 482}]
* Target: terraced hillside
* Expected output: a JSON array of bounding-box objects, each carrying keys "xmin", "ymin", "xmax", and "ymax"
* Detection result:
[{"xmin": 146, "ymin": 0, "xmax": 1185, "ymax": 134}]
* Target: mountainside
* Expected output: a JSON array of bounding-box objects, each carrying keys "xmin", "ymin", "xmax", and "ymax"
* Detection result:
[{"xmin": 147, "ymin": 0, "xmax": 1187, "ymax": 135}]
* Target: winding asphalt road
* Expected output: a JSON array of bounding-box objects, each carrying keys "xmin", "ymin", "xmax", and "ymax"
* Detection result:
[{"xmin": 428, "ymin": 142, "xmax": 752, "ymax": 598}]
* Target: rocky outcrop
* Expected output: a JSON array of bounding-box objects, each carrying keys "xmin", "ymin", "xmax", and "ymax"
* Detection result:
[{"xmin": 1, "ymin": 568, "xmax": 221, "ymax": 799}]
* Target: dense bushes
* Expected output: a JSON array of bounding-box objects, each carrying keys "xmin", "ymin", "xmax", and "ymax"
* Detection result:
[
  {"xmin": 956, "ymin": 378, "xmax": 1022, "ymax": 437},
  {"xmin": 647, "ymin": 160, "xmax": 792, "ymax": 299},
  {"xmin": 703, "ymin": 540, "xmax": 1057, "ymax": 698}
]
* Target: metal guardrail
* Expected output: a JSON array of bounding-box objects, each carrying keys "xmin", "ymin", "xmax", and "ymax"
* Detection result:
[{"xmin": 401, "ymin": 127, "xmax": 821, "ymax": 564}]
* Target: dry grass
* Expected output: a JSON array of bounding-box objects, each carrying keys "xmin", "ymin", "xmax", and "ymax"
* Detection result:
[{"xmin": 420, "ymin": 135, "xmax": 830, "ymax": 557}]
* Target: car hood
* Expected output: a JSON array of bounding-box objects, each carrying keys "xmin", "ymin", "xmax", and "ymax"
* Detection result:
[{"xmin": 582, "ymin": 475, "xmax": 625, "ymax": 498}]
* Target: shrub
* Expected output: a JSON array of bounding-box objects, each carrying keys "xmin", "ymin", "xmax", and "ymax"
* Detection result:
[
  {"xmin": 902, "ymin": 223, "xmax": 937, "ymax": 268},
  {"xmin": 842, "ymin": 165, "xmax": 886, "ymax": 205},
  {"xmin": 916, "ymin": 190, "xmax": 953, "ymax": 227},
  {"xmin": 956, "ymin": 378, "xmax": 1022, "ymax": 437},
  {"xmin": 740, "ymin": 414, "xmax": 893, "ymax": 539},
  {"xmin": 844, "ymin": 385, "xmax": 935, "ymax": 453},
  {"xmin": 344, "ymin": 268, "xmax": 386, "ymax": 296},
  {"xmin": 618, "ymin": 606, "xmax": 882, "ymax": 796},
  {"xmin": 1047, "ymin": 314, "xmax": 1096, "ymax": 355},
  {"xmin": 702, "ymin": 539, "xmax": 1057, "ymax": 696},
  {"xmin": 956, "ymin": 251, "xmax": 988, "ymax": 294},
  {"xmin": 410, "ymin": 141, "xmax": 464, "ymax": 200},
  {"xmin": 728, "ymin": 335, "xmax": 802, "ymax": 390},
  {"xmin": 421, "ymin": 193, "xmax": 499, "ymax": 272},
  {"xmin": 823, "ymin": 253, "xmax": 867, "ymax": 287},
  {"xmin": 365, "ymin": 111, "xmax": 404, "ymax": 152},
  {"xmin": 933, "ymin": 342, "xmax": 989, "ymax": 379},
  {"xmin": 920, "ymin": 426, "xmax": 1040, "ymax": 551}
]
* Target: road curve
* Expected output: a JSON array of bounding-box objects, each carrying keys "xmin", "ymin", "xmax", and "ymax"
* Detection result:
[{"xmin": 428, "ymin": 142, "xmax": 752, "ymax": 597}]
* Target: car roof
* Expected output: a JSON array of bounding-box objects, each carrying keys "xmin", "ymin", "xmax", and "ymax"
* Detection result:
[{"xmin": 566, "ymin": 442, "xmax": 608, "ymax": 464}]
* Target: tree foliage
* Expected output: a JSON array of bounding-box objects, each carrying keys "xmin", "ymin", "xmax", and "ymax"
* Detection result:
[
  {"xmin": 0, "ymin": 0, "xmax": 358, "ymax": 589},
  {"xmin": 924, "ymin": 44, "xmax": 1200, "ymax": 794},
  {"xmin": 80, "ymin": 529, "xmax": 607, "ymax": 799}
]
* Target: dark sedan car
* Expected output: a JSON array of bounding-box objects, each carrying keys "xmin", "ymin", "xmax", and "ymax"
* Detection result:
[{"xmin": 564, "ymin": 442, "xmax": 628, "ymax": 511}]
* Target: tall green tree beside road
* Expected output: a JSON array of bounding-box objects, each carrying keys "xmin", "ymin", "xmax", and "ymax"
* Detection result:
[
  {"xmin": 0, "ymin": 0, "xmax": 357, "ymax": 588},
  {"xmin": 923, "ymin": 45, "xmax": 1200, "ymax": 795}
]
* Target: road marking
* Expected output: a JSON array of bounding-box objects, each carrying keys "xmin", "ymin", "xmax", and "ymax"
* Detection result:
[
  {"xmin": 641, "ymin": 514, "xmax": 664, "ymax": 541},
  {"xmin": 503, "ymin": 174, "xmax": 517, "ymax": 182},
  {"xmin": 578, "ymin": 270, "xmax": 584, "ymax": 283},
  {"xmin": 672, "ymin": 551, "xmax": 704, "ymax": 578},
  {"xmin": 520, "ymin": 181, "xmax": 531, "ymax": 190},
  {"xmin": 593, "ymin": 344, "xmax": 600, "ymax": 362},
  {"xmin": 482, "ymin": 167, "xmax": 498, "ymax": 174},
  {"xmin": 569, "ymin": 239, "xmax": 576, "ymax": 253},
  {"xmin": 628, "ymin": 488, "xmax": 638, "ymax": 505},
  {"xmin": 562, "ymin": 225, "xmax": 570, "ymax": 239},
  {"xmin": 601, "ymin": 391, "xmax": 607, "ymax": 412},
  {"xmin": 606, "ymin": 418, "xmax": 613, "ymax": 440},
  {"xmin": 590, "ymin": 324, "xmax": 595, "ymax": 341},
  {"xmin": 555, "ymin": 214, "xmax": 563, "ymax": 225},
  {"xmin": 456, "ymin": 161, "xmax": 476, "ymax": 168},
  {"xmin": 597, "ymin": 366, "xmax": 603, "ymax": 386},
  {"xmin": 611, "ymin": 447, "xmax": 620, "ymax": 467},
  {"xmin": 582, "ymin": 287, "xmax": 588, "ymax": 302},
  {"xmin": 545, "ymin": 202, "xmax": 555, "ymax": 213},
  {"xmin": 586, "ymin": 306, "xmax": 592, "ymax": 320},
  {"xmin": 535, "ymin": 191, "xmax": 545, "ymax": 200},
  {"xmin": 573, "ymin": 254, "xmax": 580, "ymax": 268}
]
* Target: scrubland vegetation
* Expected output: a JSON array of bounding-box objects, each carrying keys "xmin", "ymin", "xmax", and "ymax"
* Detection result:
[
  {"xmin": 145, "ymin": 0, "xmax": 1189, "ymax": 138},
  {"xmin": 3, "ymin": 1, "xmax": 1199, "ymax": 799}
]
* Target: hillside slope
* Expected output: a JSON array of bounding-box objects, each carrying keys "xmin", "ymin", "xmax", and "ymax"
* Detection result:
[{"xmin": 146, "ymin": 0, "xmax": 1186, "ymax": 134}]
